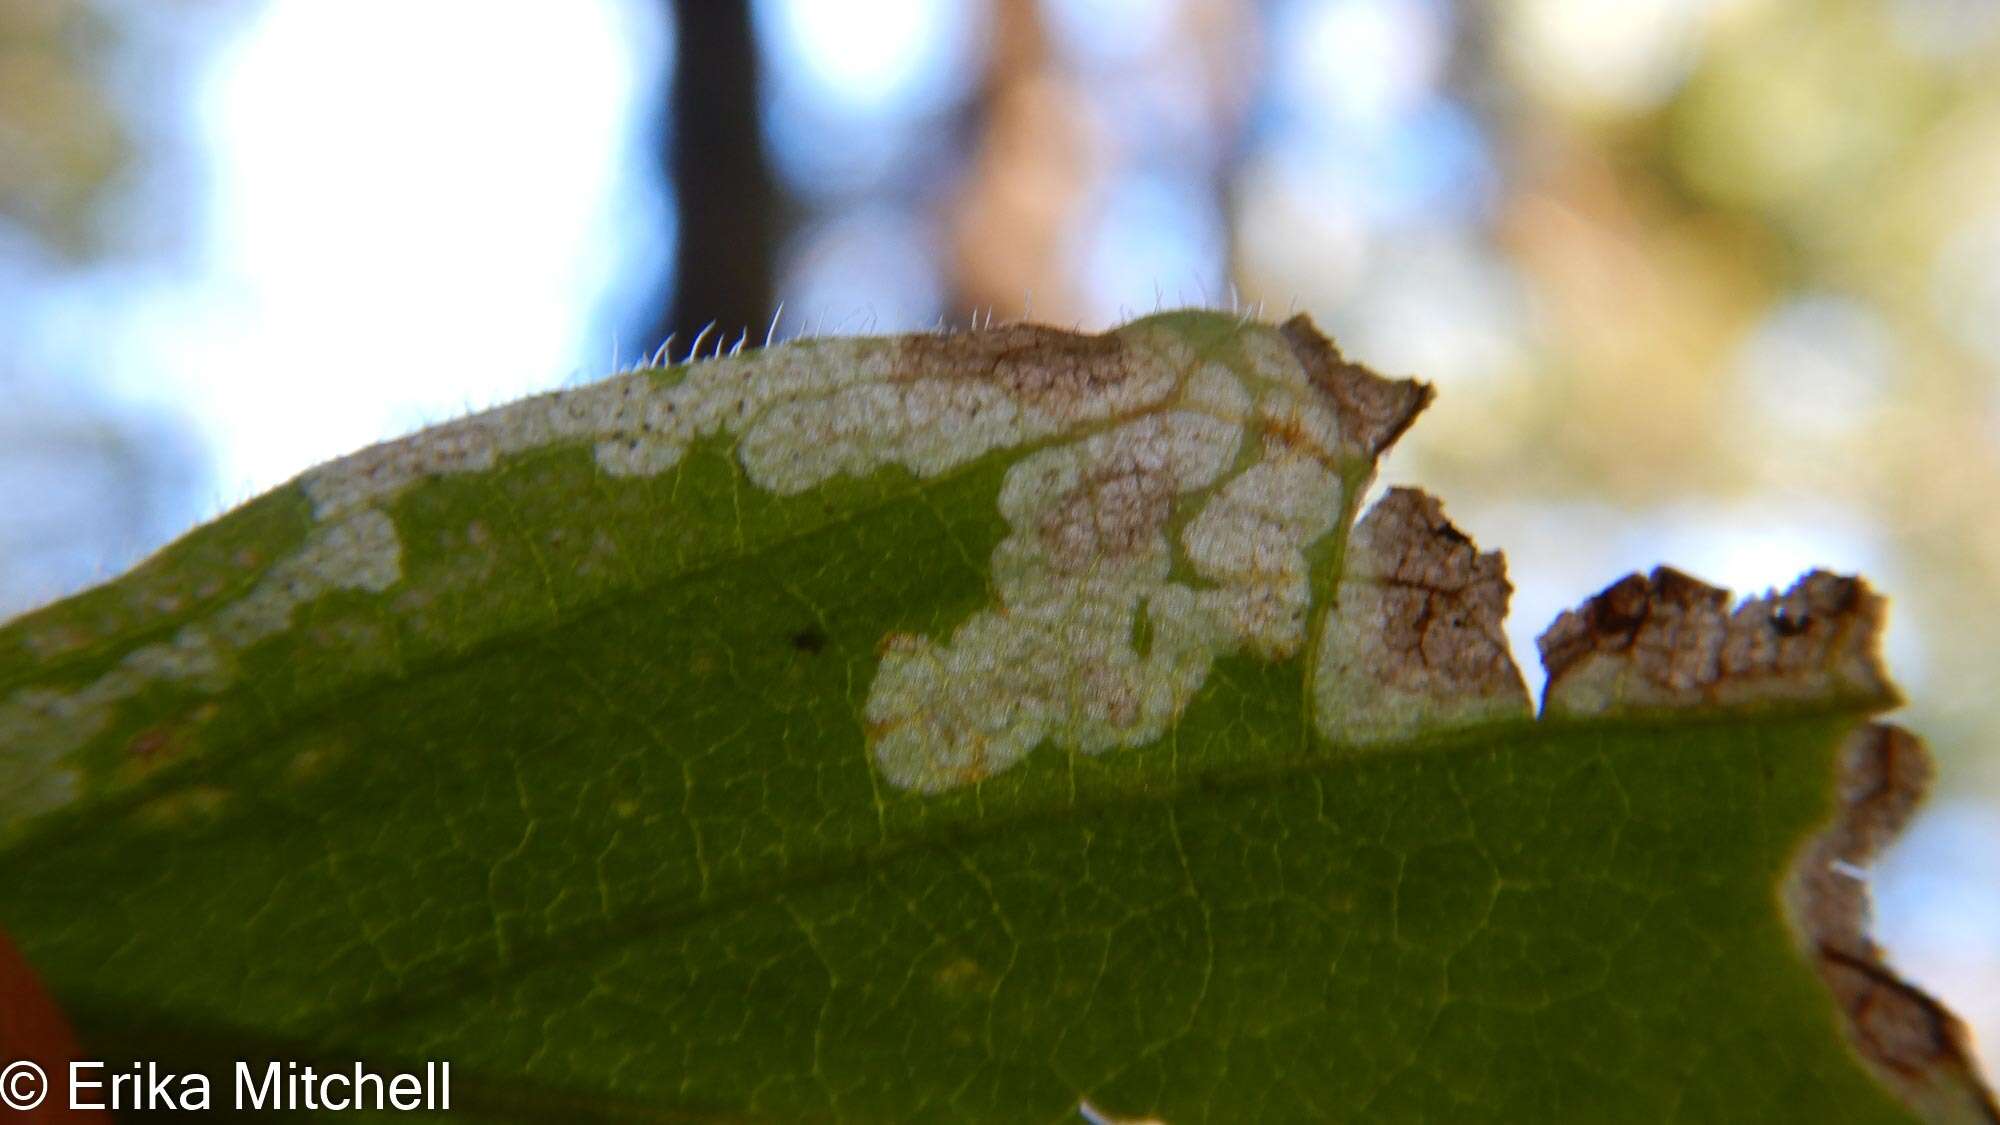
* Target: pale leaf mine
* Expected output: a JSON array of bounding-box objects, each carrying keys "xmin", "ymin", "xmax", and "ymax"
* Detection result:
[{"xmin": 0, "ymin": 311, "xmax": 1992, "ymax": 1116}]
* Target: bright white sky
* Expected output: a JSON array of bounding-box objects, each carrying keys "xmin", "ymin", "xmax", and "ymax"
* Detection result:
[{"xmin": 105, "ymin": 0, "xmax": 671, "ymax": 501}]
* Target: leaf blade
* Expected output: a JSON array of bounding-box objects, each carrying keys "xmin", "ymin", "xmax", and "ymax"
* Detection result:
[{"xmin": 0, "ymin": 312, "xmax": 1984, "ymax": 1122}]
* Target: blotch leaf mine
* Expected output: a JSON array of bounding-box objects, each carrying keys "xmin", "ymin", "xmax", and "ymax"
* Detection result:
[{"xmin": 0, "ymin": 311, "xmax": 1990, "ymax": 1122}]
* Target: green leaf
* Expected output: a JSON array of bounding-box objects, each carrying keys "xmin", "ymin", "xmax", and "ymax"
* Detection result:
[{"xmin": 0, "ymin": 311, "xmax": 1991, "ymax": 1122}]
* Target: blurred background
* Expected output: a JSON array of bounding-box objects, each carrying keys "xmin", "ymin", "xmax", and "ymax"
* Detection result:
[{"xmin": 3, "ymin": 0, "xmax": 1997, "ymax": 1074}]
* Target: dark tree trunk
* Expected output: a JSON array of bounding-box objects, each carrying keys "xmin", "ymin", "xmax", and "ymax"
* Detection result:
[{"xmin": 645, "ymin": 0, "xmax": 775, "ymax": 358}]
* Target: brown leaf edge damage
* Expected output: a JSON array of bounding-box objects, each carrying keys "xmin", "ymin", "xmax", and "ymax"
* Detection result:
[
  {"xmin": 1539, "ymin": 567, "xmax": 1892, "ymax": 716},
  {"xmin": 1538, "ymin": 569, "xmax": 1998, "ymax": 1123},
  {"xmin": 1277, "ymin": 313, "xmax": 1433, "ymax": 457},
  {"xmin": 1789, "ymin": 724, "xmax": 2000, "ymax": 1125}
]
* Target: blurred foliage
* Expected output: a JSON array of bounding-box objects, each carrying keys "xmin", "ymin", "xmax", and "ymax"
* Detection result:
[
  {"xmin": 1449, "ymin": 0, "xmax": 2000, "ymax": 773},
  {"xmin": 0, "ymin": 0, "xmax": 127, "ymax": 257}
]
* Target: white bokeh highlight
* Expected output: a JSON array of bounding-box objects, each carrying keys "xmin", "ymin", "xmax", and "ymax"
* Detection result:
[{"xmin": 103, "ymin": 0, "xmax": 672, "ymax": 502}]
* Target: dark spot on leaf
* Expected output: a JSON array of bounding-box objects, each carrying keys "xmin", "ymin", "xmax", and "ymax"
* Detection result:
[
  {"xmin": 126, "ymin": 727, "xmax": 175, "ymax": 763},
  {"xmin": 128, "ymin": 729, "xmax": 166, "ymax": 756},
  {"xmin": 790, "ymin": 626, "xmax": 827, "ymax": 655}
]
